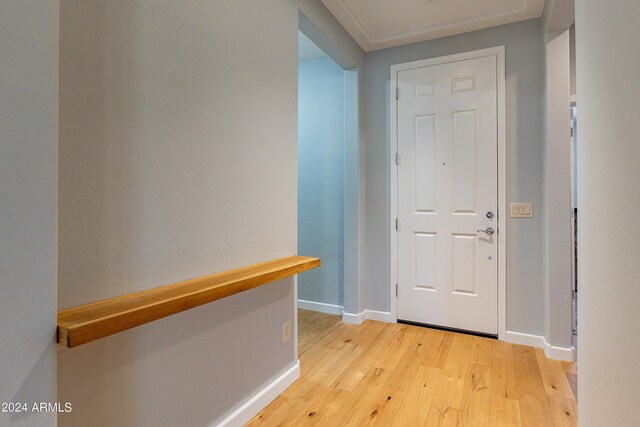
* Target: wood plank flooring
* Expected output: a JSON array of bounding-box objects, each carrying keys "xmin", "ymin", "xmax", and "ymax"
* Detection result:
[{"xmin": 248, "ymin": 310, "xmax": 577, "ymax": 426}]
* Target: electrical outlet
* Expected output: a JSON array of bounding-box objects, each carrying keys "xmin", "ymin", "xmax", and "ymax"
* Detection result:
[
  {"xmin": 281, "ymin": 320, "xmax": 292, "ymax": 343},
  {"xmin": 510, "ymin": 202, "xmax": 533, "ymax": 218}
]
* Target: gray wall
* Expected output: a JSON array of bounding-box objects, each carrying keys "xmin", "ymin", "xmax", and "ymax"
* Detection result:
[
  {"xmin": 364, "ymin": 19, "xmax": 546, "ymax": 335},
  {"xmin": 298, "ymin": 56, "xmax": 345, "ymax": 308},
  {"xmin": 570, "ymin": 25, "xmax": 576, "ymax": 97},
  {"xmin": 543, "ymin": 30, "xmax": 573, "ymax": 349},
  {"xmin": 577, "ymin": 1, "xmax": 640, "ymax": 424},
  {"xmin": 57, "ymin": 1, "xmax": 298, "ymax": 425},
  {"xmin": 56, "ymin": 1, "xmax": 365, "ymax": 425},
  {"xmin": 0, "ymin": 2, "xmax": 58, "ymax": 426}
]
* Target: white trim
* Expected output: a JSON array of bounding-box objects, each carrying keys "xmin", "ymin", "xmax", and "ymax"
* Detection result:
[
  {"xmin": 294, "ymin": 276, "xmax": 299, "ymax": 361},
  {"xmin": 363, "ymin": 309, "xmax": 395, "ymax": 323},
  {"xmin": 342, "ymin": 311, "xmax": 364, "ymax": 324},
  {"xmin": 216, "ymin": 361, "xmax": 300, "ymax": 427},
  {"xmin": 496, "ymin": 46, "xmax": 507, "ymax": 342},
  {"xmin": 504, "ymin": 330, "xmax": 546, "ymax": 348},
  {"xmin": 504, "ymin": 331, "xmax": 576, "ymax": 362},
  {"xmin": 342, "ymin": 309, "xmax": 395, "ymax": 324},
  {"xmin": 297, "ymin": 299, "xmax": 344, "ymax": 315},
  {"xmin": 390, "ymin": 58, "xmax": 399, "ymax": 324},
  {"xmin": 545, "ymin": 342, "xmax": 576, "ymax": 362},
  {"xmin": 321, "ymin": 0, "xmax": 543, "ymax": 52},
  {"xmin": 389, "ymin": 46, "xmax": 507, "ymax": 341}
]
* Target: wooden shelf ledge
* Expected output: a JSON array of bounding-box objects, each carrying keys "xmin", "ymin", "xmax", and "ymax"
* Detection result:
[{"xmin": 57, "ymin": 255, "xmax": 320, "ymax": 348}]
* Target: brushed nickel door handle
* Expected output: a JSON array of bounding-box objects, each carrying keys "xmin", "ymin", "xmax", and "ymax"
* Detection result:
[{"xmin": 477, "ymin": 227, "xmax": 495, "ymax": 236}]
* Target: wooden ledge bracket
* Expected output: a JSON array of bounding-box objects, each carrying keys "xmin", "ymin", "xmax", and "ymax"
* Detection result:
[{"xmin": 57, "ymin": 255, "xmax": 320, "ymax": 348}]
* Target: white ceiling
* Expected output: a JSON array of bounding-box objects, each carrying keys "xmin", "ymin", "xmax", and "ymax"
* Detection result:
[
  {"xmin": 321, "ymin": 0, "xmax": 545, "ymax": 52},
  {"xmin": 298, "ymin": 31, "xmax": 328, "ymax": 62}
]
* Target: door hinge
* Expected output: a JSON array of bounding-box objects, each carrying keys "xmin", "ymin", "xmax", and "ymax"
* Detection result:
[
  {"xmin": 395, "ymin": 218, "xmax": 399, "ymax": 231},
  {"xmin": 395, "ymin": 87, "xmax": 399, "ymax": 101},
  {"xmin": 396, "ymin": 283, "xmax": 398, "ymax": 297},
  {"xmin": 570, "ymin": 127, "xmax": 574, "ymax": 138},
  {"xmin": 395, "ymin": 152, "xmax": 400, "ymax": 165}
]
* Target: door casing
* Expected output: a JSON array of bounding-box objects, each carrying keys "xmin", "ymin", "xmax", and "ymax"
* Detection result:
[{"xmin": 389, "ymin": 46, "xmax": 507, "ymax": 341}]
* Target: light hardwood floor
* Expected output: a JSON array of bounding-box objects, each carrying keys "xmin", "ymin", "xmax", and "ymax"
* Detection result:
[{"xmin": 248, "ymin": 310, "xmax": 577, "ymax": 426}]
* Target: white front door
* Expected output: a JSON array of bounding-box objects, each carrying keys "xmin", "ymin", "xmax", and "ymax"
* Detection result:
[{"xmin": 396, "ymin": 53, "xmax": 499, "ymax": 335}]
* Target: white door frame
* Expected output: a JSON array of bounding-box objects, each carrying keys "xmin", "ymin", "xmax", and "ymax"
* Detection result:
[{"xmin": 390, "ymin": 46, "xmax": 507, "ymax": 340}]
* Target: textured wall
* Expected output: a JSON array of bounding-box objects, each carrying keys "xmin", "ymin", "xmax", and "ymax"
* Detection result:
[
  {"xmin": 577, "ymin": 1, "xmax": 640, "ymax": 424},
  {"xmin": 543, "ymin": 30, "xmax": 573, "ymax": 349},
  {"xmin": 58, "ymin": 1, "xmax": 298, "ymax": 425},
  {"xmin": 0, "ymin": 2, "xmax": 58, "ymax": 426}
]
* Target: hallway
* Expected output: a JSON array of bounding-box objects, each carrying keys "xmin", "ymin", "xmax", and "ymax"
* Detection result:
[{"xmin": 249, "ymin": 310, "xmax": 577, "ymax": 426}]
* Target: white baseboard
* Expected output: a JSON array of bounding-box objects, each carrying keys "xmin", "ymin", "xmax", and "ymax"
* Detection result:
[
  {"xmin": 342, "ymin": 310, "xmax": 364, "ymax": 324},
  {"xmin": 217, "ymin": 361, "xmax": 300, "ymax": 427},
  {"xmin": 297, "ymin": 299, "xmax": 343, "ymax": 315},
  {"xmin": 503, "ymin": 330, "xmax": 546, "ymax": 348},
  {"xmin": 545, "ymin": 342, "xmax": 576, "ymax": 362},
  {"xmin": 342, "ymin": 309, "xmax": 394, "ymax": 324},
  {"xmin": 504, "ymin": 331, "xmax": 576, "ymax": 362},
  {"xmin": 363, "ymin": 309, "xmax": 395, "ymax": 323}
]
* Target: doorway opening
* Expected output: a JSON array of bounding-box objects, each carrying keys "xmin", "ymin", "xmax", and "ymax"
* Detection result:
[
  {"xmin": 296, "ymin": 30, "xmax": 359, "ymax": 320},
  {"xmin": 297, "ymin": 31, "xmax": 344, "ymax": 314}
]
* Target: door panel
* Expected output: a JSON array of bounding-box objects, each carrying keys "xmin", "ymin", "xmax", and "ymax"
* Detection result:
[
  {"xmin": 414, "ymin": 232, "xmax": 437, "ymax": 290},
  {"xmin": 452, "ymin": 110, "xmax": 477, "ymax": 213},
  {"xmin": 415, "ymin": 115, "xmax": 437, "ymax": 212},
  {"xmin": 452, "ymin": 233, "xmax": 477, "ymax": 295},
  {"xmin": 397, "ymin": 54, "xmax": 498, "ymax": 335}
]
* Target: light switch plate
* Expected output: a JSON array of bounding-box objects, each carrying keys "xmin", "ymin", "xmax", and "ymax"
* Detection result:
[{"xmin": 510, "ymin": 202, "xmax": 533, "ymax": 218}]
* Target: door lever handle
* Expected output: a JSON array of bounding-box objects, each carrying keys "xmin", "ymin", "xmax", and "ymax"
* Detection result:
[{"xmin": 477, "ymin": 227, "xmax": 495, "ymax": 236}]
